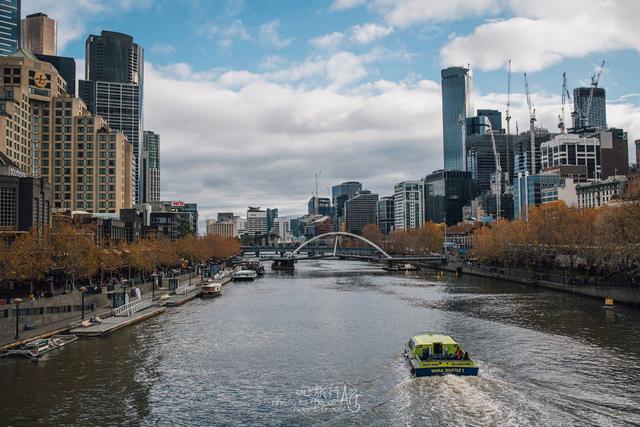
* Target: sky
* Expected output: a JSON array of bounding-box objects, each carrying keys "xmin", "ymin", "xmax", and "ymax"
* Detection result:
[{"xmin": 23, "ymin": 0, "xmax": 640, "ymax": 227}]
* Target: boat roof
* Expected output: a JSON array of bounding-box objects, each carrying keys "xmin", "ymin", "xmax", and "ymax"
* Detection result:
[{"xmin": 411, "ymin": 334, "xmax": 459, "ymax": 346}]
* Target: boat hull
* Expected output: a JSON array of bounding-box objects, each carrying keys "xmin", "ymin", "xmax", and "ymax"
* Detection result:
[{"xmin": 412, "ymin": 366, "xmax": 479, "ymax": 377}]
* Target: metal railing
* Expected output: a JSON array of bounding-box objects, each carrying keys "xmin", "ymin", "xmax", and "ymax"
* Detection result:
[
  {"xmin": 174, "ymin": 284, "xmax": 198, "ymax": 295},
  {"xmin": 113, "ymin": 298, "xmax": 154, "ymax": 317}
]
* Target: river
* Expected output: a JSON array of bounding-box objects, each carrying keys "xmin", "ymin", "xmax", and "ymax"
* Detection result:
[{"xmin": 1, "ymin": 260, "xmax": 640, "ymax": 426}]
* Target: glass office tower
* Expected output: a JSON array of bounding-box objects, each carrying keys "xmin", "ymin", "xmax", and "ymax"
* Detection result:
[
  {"xmin": 0, "ymin": 0, "xmax": 20, "ymax": 56},
  {"xmin": 441, "ymin": 66, "xmax": 472, "ymax": 171}
]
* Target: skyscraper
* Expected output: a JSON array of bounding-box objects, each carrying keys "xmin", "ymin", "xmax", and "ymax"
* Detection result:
[
  {"xmin": 441, "ymin": 66, "xmax": 472, "ymax": 171},
  {"xmin": 142, "ymin": 130, "xmax": 160, "ymax": 202},
  {"xmin": 34, "ymin": 54, "xmax": 75, "ymax": 95},
  {"xmin": 79, "ymin": 31, "xmax": 144, "ymax": 204},
  {"xmin": 378, "ymin": 196, "xmax": 394, "ymax": 235},
  {"xmin": 393, "ymin": 181, "xmax": 424, "ymax": 231},
  {"xmin": 0, "ymin": 0, "xmax": 20, "ymax": 56},
  {"xmin": 21, "ymin": 13, "xmax": 56, "ymax": 55},
  {"xmin": 344, "ymin": 190, "xmax": 378, "ymax": 234},
  {"xmin": 573, "ymin": 87, "xmax": 606, "ymax": 130}
]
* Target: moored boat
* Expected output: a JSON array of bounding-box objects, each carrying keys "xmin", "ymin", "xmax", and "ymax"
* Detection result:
[
  {"xmin": 201, "ymin": 281, "xmax": 222, "ymax": 298},
  {"xmin": 0, "ymin": 335, "xmax": 79, "ymax": 362},
  {"xmin": 405, "ymin": 333, "xmax": 478, "ymax": 377},
  {"xmin": 233, "ymin": 269, "xmax": 258, "ymax": 281},
  {"xmin": 244, "ymin": 260, "xmax": 265, "ymax": 275}
]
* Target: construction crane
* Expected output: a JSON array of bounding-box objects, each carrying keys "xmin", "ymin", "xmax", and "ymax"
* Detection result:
[
  {"xmin": 583, "ymin": 60, "xmax": 605, "ymax": 129},
  {"xmin": 505, "ymin": 60, "xmax": 512, "ymax": 185},
  {"xmin": 480, "ymin": 117, "xmax": 502, "ymax": 221},
  {"xmin": 524, "ymin": 73, "xmax": 537, "ymax": 175},
  {"xmin": 558, "ymin": 72, "xmax": 568, "ymax": 133}
]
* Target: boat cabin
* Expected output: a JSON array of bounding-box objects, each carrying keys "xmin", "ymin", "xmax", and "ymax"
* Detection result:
[{"xmin": 408, "ymin": 334, "xmax": 468, "ymax": 361}]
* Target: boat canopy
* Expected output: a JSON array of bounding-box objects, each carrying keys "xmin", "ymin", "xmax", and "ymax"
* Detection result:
[{"xmin": 411, "ymin": 334, "xmax": 458, "ymax": 346}]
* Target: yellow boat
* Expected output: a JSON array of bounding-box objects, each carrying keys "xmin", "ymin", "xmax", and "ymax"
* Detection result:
[{"xmin": 405, "ymin": 333, "xmax": 478, "ymax": 377}]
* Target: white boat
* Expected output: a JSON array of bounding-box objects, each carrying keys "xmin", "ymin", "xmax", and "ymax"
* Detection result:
[
  {"xmin": 233, "ymin": 269, "xmax": 258, "ymax": 281},
  {"xmin": 0, "ymin": 335, "xmax": 79, "ymax": 362},
  {"xmin": 201, "ymin": 282, "xmax": 222, "ymax": 298}
]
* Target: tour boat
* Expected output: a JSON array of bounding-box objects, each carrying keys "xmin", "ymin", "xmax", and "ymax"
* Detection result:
[
  {"xmin": 244, "ymin": 260, "xmax": 265, "ymax": 275},
  {"xmin": 201, "ymin": 282, "xmax": 222, "ymax": 298},
  {"xmin": 405, "ymin": 333, "xmax": 478, "ymax": 377},
  {"xmin": 233, "ymin": 269, "xmax": 258, "ymax": 281},
  {"xmin": 0, "ymin": 335, "xmax": 79, "ymax": 362}
]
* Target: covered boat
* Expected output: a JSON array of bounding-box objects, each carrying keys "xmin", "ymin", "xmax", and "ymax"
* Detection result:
[
  {"xmin": 233, "ymin": 269, "xmax": 257, "ymax": 281},
  {"xmin": 201, "ymin": 282, "xmax": 222, "ymax": 298},
  {"xmin": 405, "ymin": 333, "xmax": 478, "ymax": 377}
]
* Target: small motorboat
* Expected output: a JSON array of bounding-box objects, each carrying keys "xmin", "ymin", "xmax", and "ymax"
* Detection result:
[
  {"xmin": 405, "ymin": 333, "xmax": 478, "ymax": 377},
  {"xmin": 0, "ymin": 335, "xmax": 79, "ymax": 362},
  {"xmin": 233, "ymin": 269, "xmax": 258, "ymax": 281},
  {"xmin": 201, "ymin": 282, "xmax": 222, "ymax": 298}
]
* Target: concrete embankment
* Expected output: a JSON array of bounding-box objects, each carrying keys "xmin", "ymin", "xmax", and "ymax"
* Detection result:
[{"xmin": 422, "ymin": 262, "xmax": 640, "ymax": 307}]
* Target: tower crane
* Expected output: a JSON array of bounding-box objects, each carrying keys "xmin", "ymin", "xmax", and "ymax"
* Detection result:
[
  {"xmin": 582, "ymin": 60, "xmax": 605, "ymax": 129},
  {"xmin": 505, "ymin": 60, "xmax": 512, "ymax": 185},
  {"xmin": 478, "ymin": 117, "xmax": 502, "ymax": 221},
  {"xmin": 524, "ymin": 73, "xmax": 537, "ymax": 175},
  {"xmin": 558, "ymin": 72, "xmax": 567, "ymax": 133}
]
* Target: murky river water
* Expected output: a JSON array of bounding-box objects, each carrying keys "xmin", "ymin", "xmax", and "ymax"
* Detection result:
[{"xmin": 1, "ymin": 260, "xmax": 640, "ymax": 426}]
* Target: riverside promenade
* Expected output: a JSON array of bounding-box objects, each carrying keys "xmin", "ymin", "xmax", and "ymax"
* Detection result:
[
  {"xmin": 0, "ymin": 273, "xmax": 198, "ymax": 350},
  {"xmin": 425, "ymin": 260, "xmax": 640, "ymax": 307}
]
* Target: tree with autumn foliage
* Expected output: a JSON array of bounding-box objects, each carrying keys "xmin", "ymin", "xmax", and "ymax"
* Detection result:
[
  {"xmin": 4, "ymin": 229, "xmax": 53, "ymax": 293},
  {"xmin": 386, "ymin": 223, "xmax": 443, "ymax": 255},
  {"xmin": 50, "ymin": 223, "xmax": 99, "ymax": 291},
  {"xmin": 361, "ymin": 224, "xmax": 384, "ymax": 248}
]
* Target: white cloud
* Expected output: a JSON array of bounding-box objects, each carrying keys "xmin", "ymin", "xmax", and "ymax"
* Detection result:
[
  {"xmin": 199, "ymin": 19, "xmax": 251, "ymax": 48},
  {"xmin": 151, "ymin": 43, "xmax": 176, "ymax": 55},
  {"xmin": 351, "ymin": 23, "xmax": 393, "ymax": 44},
  {"xmin": 330, "ymin": 0, "xmax": 367, "ymax": 11},
  {"xmin": 441, "ymin": 0, "xmax": 640, "ymax": 72},
  {"xmin": 310, "ymin": 32, "xmax": 345, "ymax": 50},
  {"xmin": 22, "ymin": 0, "xmax": 156, "ymax": 52},
  {"xmin": 259, "ymin": 20, "xmax": 293, "ymax": 49}
]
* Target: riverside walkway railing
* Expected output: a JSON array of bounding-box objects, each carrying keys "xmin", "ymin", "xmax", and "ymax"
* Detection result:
[
  {"xmin": 113, "ymin": 299, "xmax": 154, "ymax": 317},
  {"xmin": 174, "ymin": 284, "xmax": 199, "ymax": 296}
]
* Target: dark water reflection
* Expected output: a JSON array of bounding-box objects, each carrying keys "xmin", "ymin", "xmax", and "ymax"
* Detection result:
[{"xmin": 1, "ymin": 260, "xmax": 639, "ymax": 426}]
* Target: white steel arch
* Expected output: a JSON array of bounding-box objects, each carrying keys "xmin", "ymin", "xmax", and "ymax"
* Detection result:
[{"xmin": 289, "ymin": 232, "xmax": 391, "ymax": 259}]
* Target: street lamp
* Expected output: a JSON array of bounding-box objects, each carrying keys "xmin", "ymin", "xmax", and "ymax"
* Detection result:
[
  {"xmin": 151, "ymin": 273, "xmax": 158, "ymax": 298},
  {"xmin": 80, "ymin": 287, "xmax": 87, "ymax": 319},
  {"xmin": 121, "ymin": 279, "xmax": 129, "ymax": 307},
  {"xmin": 14, "ymin": 298, "xmax": 23, "ymax": 340}
]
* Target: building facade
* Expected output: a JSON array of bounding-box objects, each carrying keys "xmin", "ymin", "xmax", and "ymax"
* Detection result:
[
  {"xmin": 206, "ymin": 219, "xmax": 235, "ymax": 238},
  {"xmin": 0, "ymin": 0, "xmax": 20, "ymax": 57},
  {"xmin": 142, "ymin": 130, "xmax": 160, "ymax": 202},
  {"xmin": 441, "ymin": 66, "xmax": 472, "ymax": 171},
  {"xmin": 576, "ymin": 176, "xmax": 627, "ymax": 209},
  {"xmin": 514, "ymin": 173, "xmax": 564, "ymax": 220},
  {"xmin": 423, "ymin": 170, "xmax": 473, "ymax": 225},
  {"xmin": 0, "ymin": 151, "xmax": 50, "ymax": 234},
  {"xmin": 307, "ymin": 196, "xmax": 331, "ymax": 216},
  {"xmin": 20, "ymin": 13, "xmax": 56, "ymax": 56},
  {"xmin": 598, "ymin": 128, "xmax": 628, "ymax": 178},
  {"xmin": 541, "ymin": 133, "xmax": 601, "ymax": 180},
  {"xmin": 246, "ymin": 206, "xmax": 267, "ymax": 236},
  {"xmin": 0, "ymin": 50, "xmax": 132, "ymax": 213},
  {"xmin": 34, "ymin": 54, "xmax": 75, "ymax": 96},
  {"xmin": 378, "ymin": 196, "xmax": 394, "ymax": 235},
  {"xmin": 573, "ymin": 87, "xmax": 606, "ymax": 130},
  {"xmin": 344, "ymin": 190, "xmax": 378, "ymax": 235},
  {"xmin": 394, "ymin": 180, "xmax": 424, "ymax": 230},
  {"xmin": 79, "ymin": 31, "xmax": 143, "ymax": 204}
]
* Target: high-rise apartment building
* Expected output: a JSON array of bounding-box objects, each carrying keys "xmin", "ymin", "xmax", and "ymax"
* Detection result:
[
  {"xmin": 393, "ymin": 181, "xmax": 424, "ymax": 231},
  {"xmin": 206, "ymin": 218, "xmax": 235, "ymax": 238},
  {"xmin": 21, "ymin": 13, "xmax": 56, "ymax": 55},
  {"xmin": 441, "ymin": 66, "xmax": 472, "ymax": 171},
  {"xmin": 79, "ymin": 31, "xmax": 143, "ymax": 204},
  {"xmin": 540, "ymin": 133, "xmax": 601, "ymax": 180},
  {"xmin": 573, "ymin": 87, "xmax": 606, "ymax": 130},
  {"xmin": 344, "ymin": 190, "xmax": 378, "ymax": 234},
  {"xmin": 142, "ymin": 130, "xmax": 160, "ymax": 202},
  {"xmin": 423, "ymin": 170, "xmax": 473, "ymax": 225},
  {"xmin": 0, "ymin": 0, "xmax": 20, "ymax": 57},
  {"xmin": 0, "ymin": 50, "xmax": 132, "ymax": 213}
]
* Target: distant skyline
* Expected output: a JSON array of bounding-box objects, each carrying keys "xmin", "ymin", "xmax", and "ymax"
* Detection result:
[{"xmin": 23, "ymin": 0, "xmax": 640, "ymax": 223}]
